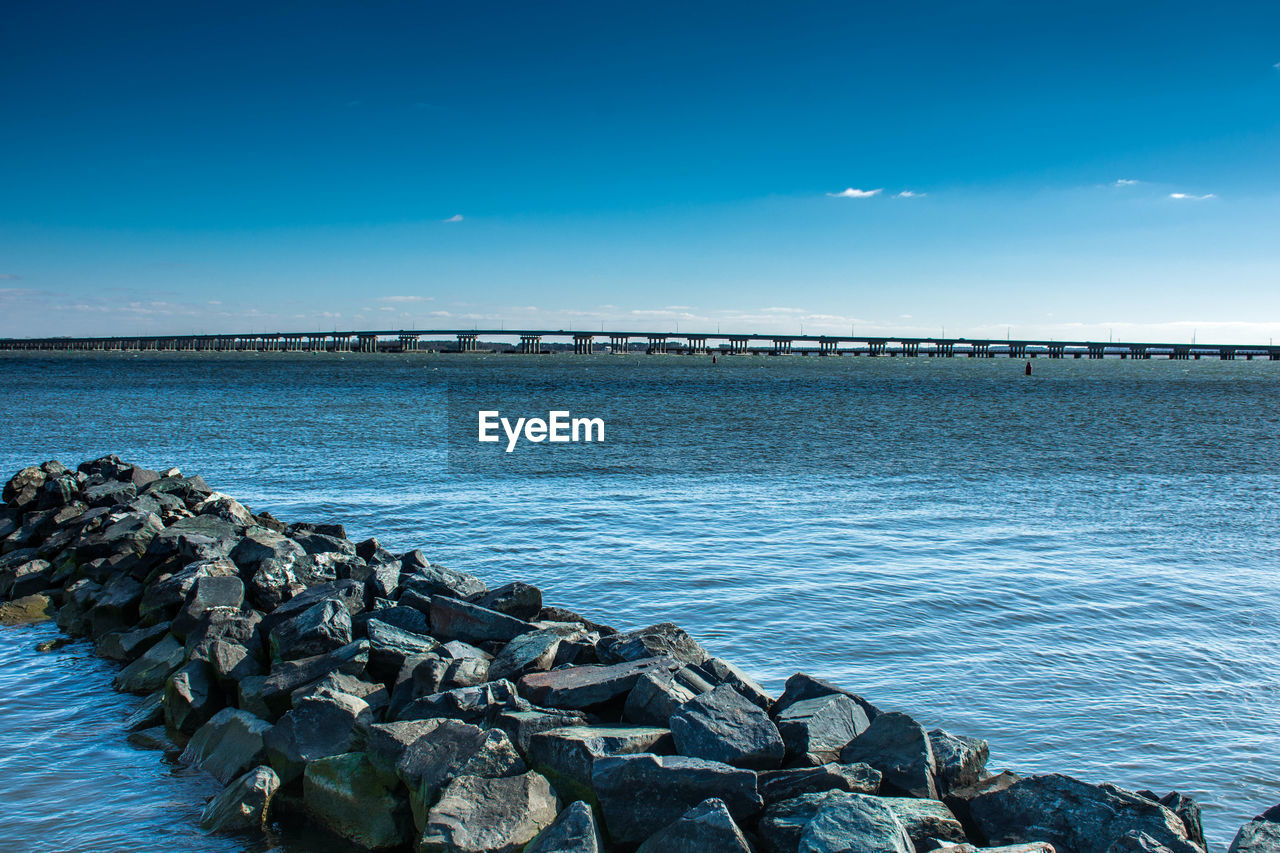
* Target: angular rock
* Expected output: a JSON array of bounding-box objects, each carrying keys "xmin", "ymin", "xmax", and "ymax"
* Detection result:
[
  {"xmin": 776, "ymin": 693, "xmax": 870, "ymax": 766},
  {"xmin": 670, "ymin": 683, "xmax": 785, "ymax": 770},
  {"xmin": 137, "ymin": 557, "xmax": 238, "ymax": 623},
  {"xmin": 419, "ymin": 770, "xmax": 560, "ymax": 853},
  {"xmin": 624, "ymin": 666, "xmax": 713, "ymax": 726},
  {"xmin": 399, "ymin": 554, "xmax": 488, "ymax": 600},
  {"xmin": 269, "ymin": 597, "xmax": 352, "ymax": 661},
  {"xmin": 398, "ymin": 679, "xmax": 529, "ymax": 726},
  {"xmin": 637, "ymin": 797, "xmax": 753, "ymax": 853},
  {"xmin": 394, "ymin": 719, "xmax": 526, "ymax": 829},
  {"xmin": 4, "ymin": 465, "xmax": 47, "ymax": 504},
  {"xmin": 113, "ymin": 633, "xmax": 185, "ymax": 693},
  {"xmin": 1109, "ymin": 831, "xmax": 1182, "ymax": 853},
  {"xmin": 597, "ymin": 622, "xmax": 709, "ymax": 667},
  {"xmin": 525, "ymin": 800, "xmax": 602, "ymax": 853},
  {"xmin": 477, "ymin": 581, "xmax": 543, "ymax": 620},
  {"xmin": 200, "ymin": 765, "xmax": 280, "ymax": 832},
  {"xmin": 410, "ymin": 654, "xmax": 490, "ymax": 697},
  {"xmin": 967, "ymin": 774, "xmax": 1197, "ymax": 853},
  {"xmin": 184, "ymin": 607, "xmax": 262, "ymax": 663},
  {"xmin": 489, "ymin": 626, "xmax": 584, "ymax": 682},
  {"xmin": 494, "ymin": 709, "xmax": 590, "ymax": 755},
  {"xmin": 123, "ymin": 691, "xmax": 165, "ymax": 732},
  {"xmin": 181, "ymin": 707, "xmax": 274, "ymax": 784},
  {"xmin": 97, "ymin": 622, "xmax": 169, "ymax": 662},
  {"xmin": 171, "ymin": 575, "xmax": 245, "ymax": 639},
  {"xmin": 519, "ymin": 656, "xmax": 681, "ymax": 710},
  {"xmin": 839, "ymin": 711, "xmax": 937, "ymax": 799},
  {"xmin": 429, "ymin": 595, "xmax": 530, "ymax": 645},
  {"xmin": 1157, "ymin": 792, "xmax": 1205, "ymax": 850},
  {"xmin": 799, "ymin": 792, "xmax": 914, "ymax": 853},
  {"xmin": 695, "ymin": 656, "xmax": 774, "ymax": 710},
  {"xmin": 880, "ymin": 796, "xmax": 967, "ymax": 848},
  {"xmin": 591, "ymin": 753, "xmax": 763, "ymax": 847},
  {"xmin": 304, "ymin": 752, "xmax": 412, "ymax": 850},
  {"xmin": 263, "ymin": 691, "xmax": 372, "ymax": 783},
  {"xmin": 1230, "ymin": 804, "xmax": 1280, "ymax": 853},
  {"xmin": 5, "ymin": 560, "xmax": 54, "ymax": 599},
  {"xmin": 293, "ymin": 671, "xmax": 390, "ymax": 711},
  {"xmin": 759, "ymin": 762, "xmax": 882, "ymax": 804},
  {"xmin": 236, "ymin": 639, "xmax": 369, "ymax": 721},
  {"xmin": 164, "ymin": 659, "xmax": 223, "ymax": 734},
  {"xmin": 368, "ymin": 617, "xmax": 440, "ymax": 677},
  {"xmin": 944, "ymin": 771, "xmax": 1022, "ymax": 834},
  {"xmin": 930, "ymin": 729, "xmax": 991, "ymax": 796},
  {"xmin": 262, "ymin": 578, "xmax": 365, "ymax": 631},
  {"xmin": 246, "ymin": 557, "xmax": 303, "ymax": 612},
  {"xmin": 229, "ymin": 527, "xmax": 305, "ymax": 569},
  {"xmin": 529, "ymin": 724, "xmax": 674, "ymax": 798},
  {"xmin": 148, "ymin": 514, "xmax": 241, "ymax": 562},
  {"xmin": 774, "ymin": 673, "xmax": 880, "ymax": 722},
  {"xmin": 365, "ymin": 719, "xmax": 453, "ymax": 784}
]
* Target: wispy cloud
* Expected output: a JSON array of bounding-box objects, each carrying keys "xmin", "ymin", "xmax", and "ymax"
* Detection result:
[
  {"xmin": 1169, "ymin": 192, "xmax": 1216, "ymax": 200},
  {"xmin": 826, "ymin": 188, "xmax": 882, "ymax": 199},
  {"xmin": 893, "ymin": 190, "xmax": 925, "ymax": 198},
  {"xmin": 0, "ymin": 273, "xmax": 20, "ymax": 280},
  {"xmin": 378, "ymin": 295, "xmax": 434, "ymax": 303},
  {"xmin": 1113, "ymin": 179, "xmax": 1139, "ymax": 186},
  {"xmin": 442, "ymin": 214, "xmax": 464, "ymax": 223}
]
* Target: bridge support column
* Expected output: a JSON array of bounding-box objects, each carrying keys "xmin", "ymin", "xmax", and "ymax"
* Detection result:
[
  {"xmin": 1008, "ymin": 343, "xmax": 1026, "ymax": 358},
  {"xmin": 399, "ymin": 334, "xmax": 419, "ymax": 352},
  {"xmin": 1048, "ymin": 345, "xmax": 1065, "ymax": 358},
  {"xmin": 1088, "ymin": 344, "xmax": 1106, "ymax": 359},
  {"xmin": 867, "ymin": 341, "xmax": 886, "ymax": 356},
  {"xmin": 686, "ymin": 336, "xmax": 708, "ymax": 354},
  {"xmin": 647, "ymin": 336, "xmax": 669, "ymax": 354},
  {"xmin": 1129, "ymin": 345, "xmax": 1148, "ymax": 360},
  {"xmin": 457, "ymin": 334, "xmax": 478, "ymax": 353},
  {"xmin": 817, "ymin": 338, "xmax": 839, "ymax": 355},
  {"xmin": 518, "ymin": 335, "xmax": 540, "ymax": 354},
  {"xmin": 356, "ymin": 334, "xmax": 378, "ymax": 353},
  {"xmin": 902, "ymin": 342, "xmax": 919, "ymax": 357},
  {"xmin": 609, "ymin": 335, "xmax": 629, "ymax": 353},
  {"xmin": 1220, "ymin": 347, "xmax": 1236, "ymax": 360},
  {"xmin": 572, "ymin": 334, "xmax": 595, "ymax": 355},
  {"xmin": 771, "ymin": 339, "xmax": 792, "ymax": 355}
]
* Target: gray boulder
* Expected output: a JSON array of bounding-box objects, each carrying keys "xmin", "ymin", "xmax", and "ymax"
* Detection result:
[
  {"xmin": 525, "ymin": 800, "xmax": 602, "ymax": 853},
  {"xmin": 429, "ymin": 595, "xmax": 531, "ymax": 645},
  {"xmin": 163, "ymin": 659, "xmax": 223, "ymax": 734},
  {"xmin": 776, "ymin": 694, "xmax": 870, "ymax": 766},
  {"xmin": 268, "ymin": 597, "xmax": 352, "ymax": 660},
  {"xmin": 137, "ymin": 556, "xmax": 238, "ymax": 623},
  {"xmin": 477, "ymin": 581, "xmax": 543, "ymax": 620},
  {"xmin": 495, "ymin": 709, "xmax": 590, "ymax": 755},
  {"xmin": 489, "ymin": 626, "xmax": 584, "ymax": 682},
  {"xmin": 236, "ymin": 639, "xmax": 368, "ymax": 720},
  {"xmin": 1108, "ymin": 831, "xmax": 1182, "ymax": 853},
  {"xmin": 399, "ymin": 554, "xmax": 488, "ymax": 600},
  {"xmin": 113, "ymin": 633, "xmax": 185, "ymax": 693},
  {"xmin": 263, "ymin": 691, "xmax": 372, "ymax": 783},
  {"xmin": 199, "ymin": 765, "xmax": 280, "ymax": 832},
  {"xmin": 365, "ymin": 719, "xmax": 452, "ymax": 784},
  {"xmin": 394, "ymin": 718, "xmax": 526, "ymax": 828},
  {"xmin": 591, "ymin": 753, "xmax": 763, "ymax": 846},
  {"xmin": 695, "ymin": 656, "xmax": 774, "ymax": 710},
  {"xmin": 636, "ymin": 797, "xmax": 753, "ymax": 853},
  {"xmin": 758, "ymin": 763, "xmax": 882, "ymax": 804},
  {"xmin": 839, "ymin": 711, "xmax": 937, "ymax": 799},
  {"xmin": 966, "ymin": 773, "xmax": 1197, "ymax": 853},
  {"xmin": 799, "ymin": 792, "xmax": 915, "ymax": 853},
  {"xmin": 367, "ymin": 617, "xmax": 440, "ymax": 677},
  {"xmin": 597, "ymin": 622, "xmax": 710, "ymax": 667},
  {"xmin": 879, "ymin": 796, "xmax": 967, "ymax": 847},
  {"xmin": 123, "ymin": 691, "xmax": 165, "ymax": 732},
  {"xmin": 930, "ymin": 728, "xmax": 990, "ymax": 796},
  {"xmin": 96, "ymin": 622, "xmax": 169, "ymax": 662},
  {"xmin": 181, "ymin": 708, "xmax": 274, "ymax": 784},
  {"xmin": 624, "ymin": 666, "xmax": 714, "ymax": 726},
  {"xmin": 670, "ymin": 684, "xmax": 785, "ymax": 770},
  {"xmin": 528, "ymin": 724, "xmax": 674, "ymax": 797},
  {"xmin": 303, "ymin": 752, "xmax": 412, "ymax": 850},
  {"xmin": 1228, "ymin": 803, "xmax": 1280, "ymax": 853},
  {"xmin": 229, "ymin": 527, "xmax": 305, "ymax": 569},
  {"xmin": 774, "ymin": 673, "xmax": 880, "ymax": 722},
  {"xmin": 397, "ymin": 679, "xmax": 529, "ymax": 726},
  {"xmin": 419, "ymin": 770, "xmax": 560, "ymax": 853},
  {"xmin": 519, "ymin": 656, "xmax": 681, "ymax": 710}
]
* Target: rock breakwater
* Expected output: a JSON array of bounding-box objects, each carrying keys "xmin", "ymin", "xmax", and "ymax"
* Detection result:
[{"xmin": 0, "ymin": 456, "xmax": 1272, "ymax": 853}]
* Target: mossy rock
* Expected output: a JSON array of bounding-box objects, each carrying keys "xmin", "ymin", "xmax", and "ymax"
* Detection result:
[{"xmin": 0, "ymin": 594, "xmax": 54, "ymax": 625}]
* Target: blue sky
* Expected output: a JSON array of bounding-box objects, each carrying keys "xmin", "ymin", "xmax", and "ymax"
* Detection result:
[{"xmin": 2, "ymin": 1, "xmax": 1279, "ymax": 341}]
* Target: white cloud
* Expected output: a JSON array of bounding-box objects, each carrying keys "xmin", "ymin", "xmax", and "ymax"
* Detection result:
[
  {"xmin": 378, "ymin": 295, "xmax": 434, "ymax": 303},
  {"xmin": 826, "ymin": 188, "xmax": 882, "ymax": 199},
  {"xmin": 894, "ymin": 191, "xmax": 925, "ymax": 198},
  {"xmin": 442, "ymin": 214, "xmax": 464, "ymax": 223},
  {"xmin": 1169, "ymin": 192, "xmax": 1216, "ymax": 200},
  {"xmin": 1114, "ymin": 179, "xmax": 1139, "ymax": 186}
]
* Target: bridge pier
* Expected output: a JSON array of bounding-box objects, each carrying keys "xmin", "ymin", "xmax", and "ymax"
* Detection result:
[
  {"xmin": 1008, "ymin": 343, "xmax": 1027, "ymax": 358},
  {"xmin": 572, "ymin": 334, "xmax": 595, "ymax": 355},
  {"xmin": 1220, "ymin": 347, "xmax": 1236, "ymax": 361},
  {"xmin": 457, "ymin": 334, "xmax": 478, "ymax": 353},
  {"xmin": 686, "ymin": 336, "xmax": 708, "ymax": 354},
  {"xmin": 902, "ymin": 342, "xmax": 919, "ymax": 357},
  {"xmin": 609, "ymin": 335, "xmax": 629, "ymax": 353},
  {"xmin": 357, "ymin": 334, "xmax": 378, "ymax": 353},
  {"xmin": 1088, "ymin": 344, "xmax": 1106, "ymax": 359},
  {"xmin": 771, "ymin": 338, "xmax": 792, "ymax": 355},
  {"xmin": 868, "ymin": 341, "xmax": 886, "ymax": 357},
  {"xmin": 399, "ymin": 334, "xmax": 420, "ymax": 352},
  {"xmin": 818, "ymin": 338, "xmax": 839, "ymax": 355},
  {"xmin": 518, "ymin": 335, "xmax": 540, "ymax": 354},
  {"xmin": 969, "ymin": 343, "xmax": 990, "ymax": 358},
  {"xmin": 1048, "ymin": 344, "xmax": 1065, "ymax": 358},
  {"xmin": 1129, "ymin": 345, "xmax": 1148, "ymax": 360},
  {"xmin": 648, "ymin": 336, "xmax": 670, "ymax": 354}
]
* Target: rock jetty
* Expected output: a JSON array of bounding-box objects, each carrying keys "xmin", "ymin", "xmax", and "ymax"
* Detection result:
[{"xmin": 0, "ymin": 456, "xmax": 1272, "ymax": 852}]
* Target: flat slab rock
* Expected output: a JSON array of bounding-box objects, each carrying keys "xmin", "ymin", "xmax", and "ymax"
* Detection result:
[
  {"xmin": 519, "ymin": 656, "xmax": 680, "ymax": 709},
  {"xmin": 419, "ymin": 771, "xmax": 560, "ymax": 853}
]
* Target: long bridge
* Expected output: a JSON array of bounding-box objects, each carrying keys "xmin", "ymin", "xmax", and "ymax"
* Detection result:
[{"xmin": 0, "ymin": 329, "xmax": 1277, "ymax": 360}]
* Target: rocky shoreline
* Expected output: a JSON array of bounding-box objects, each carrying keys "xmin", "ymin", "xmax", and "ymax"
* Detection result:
[{"xmin": 0, "ymin": 456, "xmax": 1274, "ymax": 853}]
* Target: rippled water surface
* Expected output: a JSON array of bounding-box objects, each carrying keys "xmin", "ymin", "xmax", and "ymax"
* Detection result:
[{"xmin": 2, "ymin": 352, "xmax": 1279, "ymax": 849}]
